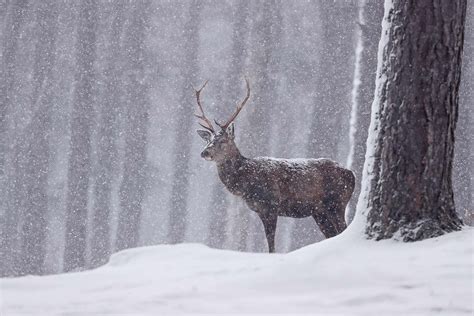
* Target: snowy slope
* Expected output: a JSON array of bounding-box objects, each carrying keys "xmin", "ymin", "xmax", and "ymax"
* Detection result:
[{"xmin": 1, "ymin": 227, "xmax": 472, "ymax": 316}]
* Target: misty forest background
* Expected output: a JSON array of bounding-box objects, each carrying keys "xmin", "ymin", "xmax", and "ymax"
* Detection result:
[{"xmin": 0, "ymin": 0, "xmax": 472, "ymax": 276}]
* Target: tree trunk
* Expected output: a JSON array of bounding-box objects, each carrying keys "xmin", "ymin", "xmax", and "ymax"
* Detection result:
[
  {"xmin": 20, "ymin": 0, "xmax": 58, "ymax": 275},
  {"xmin": 0, "ymin": 0, "xmax": 29, "ymax": 278},
  {"xmin": 296, "ymin": 0, "xmax": 356, "ymax": 250},
  {"xmin": 307, "ymin": 0, "xmax": 356, "ymax": 162},
  {"xmin": 90, "ymin": 0, "xmax": 125, "ymax": 266},
  {"xmin": 168, "ymin": 0, "xmax": 202, "ymax": 244},
  {"xmin": 0, "ymin": 0, "xmax": 28, "ymax": 177},
  {"xmin": 361, "ymin": 0, "xmax": 465, "ymax": 241},
  {"xmin": 346, "ymin": 0, "xmax": 384, "ymax": 223},
  {"xmin": 207, "ymin": 0, "xmax": 250, "ymax": 250},
  {"xmin": 239, "ymin": 0, "xmax": 283, "ymax": 252},
  {"xmin": 64, "ymin": 0, "xmax": 98, "ymax": 272},
  {"xmin": 115, "ymin": 0, "xmax": 150, "ymax": 252},
  {"xmin": 2, "ymin": 141, "xmax": 28, "ymax": 276}
]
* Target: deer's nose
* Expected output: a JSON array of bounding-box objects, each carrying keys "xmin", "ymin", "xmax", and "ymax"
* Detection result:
[{"xmin": 201, "ymin": 150, "xmax": 212, "ymax": 161}]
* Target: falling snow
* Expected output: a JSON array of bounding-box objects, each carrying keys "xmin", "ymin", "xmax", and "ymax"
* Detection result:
[{"xmin": 0, "ymin": 1, "xmax": 472, "ymax": 314}]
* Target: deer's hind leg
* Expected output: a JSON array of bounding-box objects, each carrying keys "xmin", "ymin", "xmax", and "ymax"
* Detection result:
[
  {"xmin": 258, "ymin": 212, "xmax": 277, "ymax": 253},
  {"xmin": 326, "ymin": 201, "xmax": 347, "ymax": 234},
  {"xmin": 313, "ymin": 213, "xmax": 338, "ymax": 238},
  {"xmin": 319, "ymin": 191, "xmax": 347, "ymax": 236}
]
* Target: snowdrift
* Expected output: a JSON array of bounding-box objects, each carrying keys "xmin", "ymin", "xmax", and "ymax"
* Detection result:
[{"xmin": 1, "ymin": 228, "xmax": 472, "ymax": 315}]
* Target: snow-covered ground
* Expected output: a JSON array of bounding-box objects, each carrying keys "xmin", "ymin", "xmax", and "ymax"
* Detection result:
[{"xmin": 1, "ymin": 227, "xmax": 472, "ymax": 316}]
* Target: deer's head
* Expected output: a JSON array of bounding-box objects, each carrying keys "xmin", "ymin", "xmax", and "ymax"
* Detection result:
[{"xmin": 194, "ymin": 79, "xmax": 250, "ymax": 163}]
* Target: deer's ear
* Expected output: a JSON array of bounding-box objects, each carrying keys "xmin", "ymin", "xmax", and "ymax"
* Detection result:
[
  {"xmin": 227, "ymin": 122, "xmax": 235, "ymax": 139},
  {"xmin": 197, "ymin": 130, "xmax": 212, "ymax": 142}
]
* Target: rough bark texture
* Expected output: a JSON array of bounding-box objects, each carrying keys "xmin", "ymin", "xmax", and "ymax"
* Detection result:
[
  {"xmin": 346, "ymin": 0, "xmax": 384, "ymax": 223},
  {"xmin": 64, "ymin": 0, "xmax": 98, "ymax": 272},
  {"xmin": 365, "ymin": 0, "xmax": 465, "ymax": 241},
  {"xmin": 116, "ymin": 1, "xmax": 150, "ymax": 251}
]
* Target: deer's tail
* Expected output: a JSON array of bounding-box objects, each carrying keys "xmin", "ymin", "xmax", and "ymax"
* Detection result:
[{"xmin": 343, "ymin": 169, "xmax": 356, "ymax": 225}]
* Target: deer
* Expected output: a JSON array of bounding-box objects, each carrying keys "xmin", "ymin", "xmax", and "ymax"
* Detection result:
[{"xmin": 194, "ymin": 79, "xmax": 355, "ymax": 253}]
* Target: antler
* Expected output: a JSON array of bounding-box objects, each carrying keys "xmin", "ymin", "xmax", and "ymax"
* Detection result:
[
  {"xmin": 216, "ymin": 78, "xmax": 251, "ymax": 130},
  {"xmin": 193, "ymin": 80, "xmax": 215, "ymax": 133}
]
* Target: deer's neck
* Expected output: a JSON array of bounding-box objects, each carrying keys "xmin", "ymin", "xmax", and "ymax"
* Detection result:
[{"xmin": 216, "ymin": 151, "xmax": 247, "ymax": 196}]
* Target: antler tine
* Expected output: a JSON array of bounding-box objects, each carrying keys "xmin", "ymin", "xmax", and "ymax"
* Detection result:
[
  {"xmin": 193, "ymin": 80, "xmax": 215, "ymax": 133},
  {"xmin": 217, "ymin": 77, "xmax": 251, "ymax": 130}
]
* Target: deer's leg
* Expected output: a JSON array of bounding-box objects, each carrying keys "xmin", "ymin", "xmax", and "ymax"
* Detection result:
[
  {"xmin": 319, "ymin": 194, "xmax": 347, "ymax": 236},
  {"xmin": 327, "ymin": 202, "xmax": 347, "ymax": 234},
  {"xmin": 258, "ymin": 213, "xmax": 277, "ymax": 253},
  {"xmin": 334, "ymin": 207, "xmax": 347, "ymax": 234},
  {"xmin": 313, "ymin": 213, "xmax": 338, "ymax": 238}
]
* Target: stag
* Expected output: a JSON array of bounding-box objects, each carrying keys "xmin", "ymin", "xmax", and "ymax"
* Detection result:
[{"xmin": 195, "ymin": 79, "xmax": 355, "ymax": 253}]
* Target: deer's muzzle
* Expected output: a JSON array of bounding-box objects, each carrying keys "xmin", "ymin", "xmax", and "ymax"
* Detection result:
[{"xmin": 201, "ymin": 150, "xmax": 213, "ymax": 161}]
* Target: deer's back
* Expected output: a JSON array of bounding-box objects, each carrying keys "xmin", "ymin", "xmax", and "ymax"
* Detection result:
[{"xmin": 243, "ymin": 157, "xmax": 354, "ymax": 217}]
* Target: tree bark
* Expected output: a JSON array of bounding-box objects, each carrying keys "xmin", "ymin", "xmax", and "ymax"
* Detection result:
[
  {"xmin": 64, "ymin": 0, "xmax": 98, "ymax": 272},
  {"xmin": 363, "ymin": 0, "xmax": 465, "ymax": 241}
]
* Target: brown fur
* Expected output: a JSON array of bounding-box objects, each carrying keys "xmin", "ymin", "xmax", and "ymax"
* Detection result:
[{"xmin": 199, "ymin": 127, "xmax": 355, "ymax": 253}]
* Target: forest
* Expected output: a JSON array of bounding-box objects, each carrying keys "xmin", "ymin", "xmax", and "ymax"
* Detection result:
[
  {"xmin": 1, "ymin": 0, "xmax": 472, "ymax": 276},
  {"xmin": 0, "ymin": 0, "xmax": 474, "ymax": 316},
  {"xmin": 0, "ymin": 0, "xmax": 473, "ymax": 314}
]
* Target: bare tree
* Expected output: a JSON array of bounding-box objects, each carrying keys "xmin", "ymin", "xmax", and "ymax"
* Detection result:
[
  {"xmin": 168, "ymin": 0, "xmax": 202, "ymax": 244},
  {"xmin": 115, "ymin": 0, "xmax": 151, "ymax": 252},
  {"xmin": 64, "ymin": 0, "xmax": 98, "ymax": 272},
  {"xmin": 346, "ymin": 0, "xmax": 384, "ymax": 223},
  {"xmin": 20, "ymin": 0, "xmax": 59, "ymax": 275},
  {"xmin": 361, "ymin": 0, "xmax": 465, "ymax": 241},
  {"xmin": 294, "ymin": 0, "xmax": 356, "ymax": 251},
  {"xmin": 0, "ymin": 0, "xmax": 28, "ymax": 177},
  {"xmin": 307, "ymin": 0, "xmax": 356, "ymax": 162},
  {"xmin": 236, "ymin": 0, "xmax": 283, "ymax": 252},
  {"xmin": 90, "ymin": 0, "xmax": 126, "ymax": 266},
  {"xmin": 0, "ymin": 0, "xmax": 30, "ymax": 278},
  {"xmin": 207, "ymin": 0, "xmax": 250, "ymax": 250}
]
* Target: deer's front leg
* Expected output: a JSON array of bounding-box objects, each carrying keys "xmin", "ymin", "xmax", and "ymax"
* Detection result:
[{"xmin": 258, "ymin": 212, "xmax": 277, "ymax": 253}]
